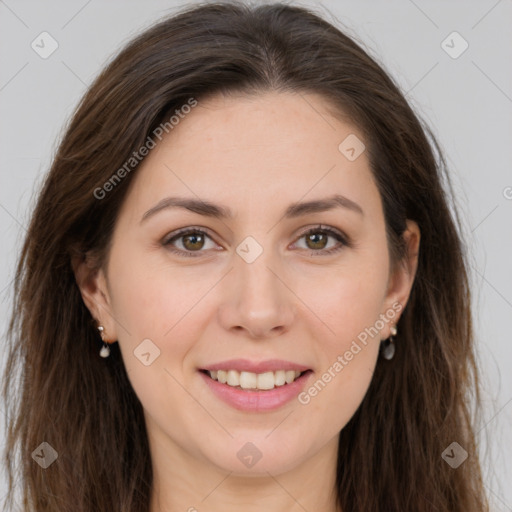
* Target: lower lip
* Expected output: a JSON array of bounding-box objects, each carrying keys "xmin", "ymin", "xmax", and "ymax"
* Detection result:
[{"xmin": 199, "ymin": 370, "xmax": 313, "ymax": 412}]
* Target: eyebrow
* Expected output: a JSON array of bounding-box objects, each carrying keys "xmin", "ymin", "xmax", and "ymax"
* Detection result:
[{"xmin": 140, "ymin": 193, "xmax": 364, "ymax": 223}]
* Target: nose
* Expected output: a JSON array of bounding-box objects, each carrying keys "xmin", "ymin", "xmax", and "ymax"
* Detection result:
[{"xmin": 217, "ymin": 252, "xmax": 295, "ymax": 339}]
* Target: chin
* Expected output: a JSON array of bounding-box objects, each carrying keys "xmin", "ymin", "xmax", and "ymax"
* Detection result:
[{"xmin": 200, "ymin": 432, "xmax": 314, "ymax": 476}]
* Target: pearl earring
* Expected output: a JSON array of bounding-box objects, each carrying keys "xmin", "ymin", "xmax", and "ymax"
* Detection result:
[
  {"xmin": 98, "ymin": 325, "xmax": 110, "ymax": 358},
  {"xmin": 380, "ymin": 324, "xmax": 397, "ymax": 360}
]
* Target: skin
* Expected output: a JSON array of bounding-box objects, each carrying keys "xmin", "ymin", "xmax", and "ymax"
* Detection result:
[{"xmin": 75, "ymin": 91, "xmax": 420, "ymax": 512}]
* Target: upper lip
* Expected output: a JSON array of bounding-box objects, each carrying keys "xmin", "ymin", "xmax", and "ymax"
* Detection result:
[{"xmin": 200, "ymin": 358, "xmax": 311, "ymax": 373}]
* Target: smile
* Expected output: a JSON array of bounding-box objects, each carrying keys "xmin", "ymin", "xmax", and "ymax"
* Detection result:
[
  {"xmin": 199, "ymin": 368, "xmax": 313, "ymax": 412},
  {"xmin": 203, "ymin": 369, "xmax": 305, "ymax": 390}
]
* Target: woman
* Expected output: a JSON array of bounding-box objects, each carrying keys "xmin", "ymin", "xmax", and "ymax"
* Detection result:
[{"xmin": 1, "ymin": 1, "xmax": 488, "ymax": 511}]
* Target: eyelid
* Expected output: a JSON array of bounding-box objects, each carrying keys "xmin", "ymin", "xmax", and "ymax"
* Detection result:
[
  {"xmin": 291, "ymin": 225, "xmax": 349, "ymax": 254},
  {"xmin": 162, "ymin": 225, "xmax": 217, "ymax": 244},
  {"xmin": 161, "ymin": 225, "xmax": 221, "ymax": 256},
  {"xmin": 294, "ymin": 224, "xmax": 348, "ymax": 244}
]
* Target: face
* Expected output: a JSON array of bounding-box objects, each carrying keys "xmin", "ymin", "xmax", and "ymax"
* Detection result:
[{"xmin": 77, "ymin": 91, "xmax": 419, "ymax": 477}]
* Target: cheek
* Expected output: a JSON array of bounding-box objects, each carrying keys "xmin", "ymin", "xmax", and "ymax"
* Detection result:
[
  {"xmin": 108, "ymin": 240, "xmax": 205, "ymax": 337},
  {"xmin": 106, "ymin": 247, "xmax": 208, "ymax": 399},
  {"xmin": 107, "ymin": 256, "xmax": 202, "ymax": 422},
  {"xmin": 299, "ymin": 255, "xmax": 389, "ymax": 343},
  {"xmin": 295, "ymin": 259, "xmax": 387, "ymax": 424}
]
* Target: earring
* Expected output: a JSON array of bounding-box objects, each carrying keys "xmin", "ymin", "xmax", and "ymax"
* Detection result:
[
  {"xmin": 98, "ymin": 325, "xmax": 111, "ymax": 358},
  {"xmin": 380, "ymin": 324, "xmax": 397, "ymax": 360}
]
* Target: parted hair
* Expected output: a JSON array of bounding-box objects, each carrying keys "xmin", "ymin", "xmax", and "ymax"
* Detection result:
[{"xmin": 2, "ymin": 2, "xmax": 488, "ymax": 510}]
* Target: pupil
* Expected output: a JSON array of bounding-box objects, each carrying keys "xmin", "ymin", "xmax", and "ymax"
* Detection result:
[
  {"xmin": 308, "ymin": 233, "xmax": 326, "ymax": 249},
  {"xmin": 185, "ymin": 233, "xmax": 203, "ymax": 250}
]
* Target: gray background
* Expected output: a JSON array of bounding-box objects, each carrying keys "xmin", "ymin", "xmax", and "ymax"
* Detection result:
[{"xmin": 1, "ymin": 0, "xmax": 511, "ymax": 509}]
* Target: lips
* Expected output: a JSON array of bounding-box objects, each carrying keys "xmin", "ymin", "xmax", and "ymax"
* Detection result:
[
  {"xmin": 198, "ymin": 359, "xmax": 313, "ymax": 411},
  {"xmin": 199, "ymin": 367, "xmax": 313, "ymax": 412}
]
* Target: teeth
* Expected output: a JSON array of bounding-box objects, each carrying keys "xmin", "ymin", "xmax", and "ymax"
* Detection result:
[
  {"xmin": 227, "ymin": 370, "xmax": 239, "ymax": 386},
  {"xmin": 207, "ymin": 369, "xmax": 303, "ymax": 390},
  {"xmin": 274, "ymin": 370, "xmax": 286, "ymax": 386},
  {"xmin": 285, "ymin": 370, "xmax": 296, "ymax": 384},
  {"xmin": 239, "ymin": 371, "xmax": 257, "ymax": 389},
  {"xmin": 257, "ymin": 371, "xmax": 275, "ymax": 390}
]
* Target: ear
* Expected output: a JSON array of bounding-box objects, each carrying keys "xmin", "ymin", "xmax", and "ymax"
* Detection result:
[
  {"xmin": 71, "ymin": 252, "xmax": 118, "ymax": 342},
  {"xmin": 381, "ymin": 219, "xmax": 420, "ymax": 337}
]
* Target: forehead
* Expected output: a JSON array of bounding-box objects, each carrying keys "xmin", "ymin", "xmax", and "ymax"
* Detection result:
[
  {"xmin": 120, "ymin": 91, "xmax": 381, "ymax": 223},
  {"xmin": 164, "ymin": 91, "xmax": 360, "ymax": 164}
]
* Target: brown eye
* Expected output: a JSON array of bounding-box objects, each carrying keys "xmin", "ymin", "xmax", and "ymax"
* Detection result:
[
  {"xmin": 294, "ymin": 226, "xmax": 348, "ymax": 255},
  {"xmin": 181, "ymin": 232, "xmax": 205, "ymax": 251},
  {"xmin": 305, "ymin": 232, "xmax": 329, "ymax": 250},
  {"xmin": 163, "ymin": 228, "xmax": 217, "ymax": 257}
]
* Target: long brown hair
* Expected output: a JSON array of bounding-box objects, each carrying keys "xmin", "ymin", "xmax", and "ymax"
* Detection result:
[{"xmin": 2, "ymin": 1, "xmax": 488, "ymax": 510}]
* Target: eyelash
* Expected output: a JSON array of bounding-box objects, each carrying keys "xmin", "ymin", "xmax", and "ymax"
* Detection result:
[{"xmin": 162, "ymin": 225, "xmax": 349, "ymax": 258}]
